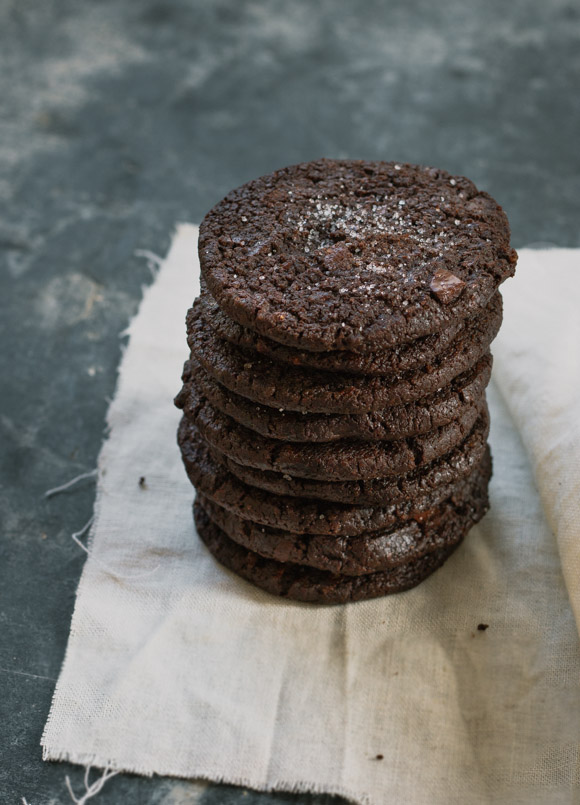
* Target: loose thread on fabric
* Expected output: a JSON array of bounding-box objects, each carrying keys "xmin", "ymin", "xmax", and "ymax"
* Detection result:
[
  {"xmin": 71, "ymin": 517, "xmax": 161, "ymax": 581},
  {"xmin": 45, "ymin": 470, "xmax": 160, "ymax": 580},
  {"xmin": 65, "ymin": 766, "xmax": 119, "ymax": 804},
  {"xmin": 44, "ymin": 470, "xmax": 98, "ymax": 499},
  {"xmin": 71, "ymin": 516, "xmax": 96, "ymax": 552},
  {"xmin": 135, "ymin": 249, "xmax": 164, "ymax": 278}
]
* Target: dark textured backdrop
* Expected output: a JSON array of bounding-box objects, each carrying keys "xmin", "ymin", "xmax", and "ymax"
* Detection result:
[{"xmin": 1, "ymin": 1, "xmax": 579, "ymax": 802}]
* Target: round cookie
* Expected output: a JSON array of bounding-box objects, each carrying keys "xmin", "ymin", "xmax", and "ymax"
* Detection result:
[
  {"xmin": 183, "ymin": 383, "xmax": 483, "ymax": 481},
  {"xmin": 199, "ymin": 158, "xmax": 516, "ymax": 353},
  {"xmin": 195, "ymin": 289, "xmax": 501, "ymax": 377},
  {"xmin": 177, "ymin": 413, "xmax": 490, "ymax": 535},
  {"xmin": 187, "ymin": 293, "xmax": 502, "ymax": 414},
  {"xmin": 176, "ymin": 353, "xmax": 492, "ymax": 443},
  {"xmin": 197, "ymin": 453, "xmax": 490, "ymax": 575},
  {"xmin": 194, "ymin": 503, "xmax": 463, "ymax": 604},
  {"xmin": 208, "ymin": 427, "xmax": 490, "ymax": 506}
]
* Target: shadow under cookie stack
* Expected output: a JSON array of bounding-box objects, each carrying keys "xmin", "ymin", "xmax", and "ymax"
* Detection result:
[{"xmin": 175, "ymin": 159, "xmax": 517, "ymax": 604}]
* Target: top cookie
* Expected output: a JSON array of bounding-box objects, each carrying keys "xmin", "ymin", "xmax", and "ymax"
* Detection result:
[{"xmin": 199, "ymin": 159, "xmax": 517, "ymax": 352}]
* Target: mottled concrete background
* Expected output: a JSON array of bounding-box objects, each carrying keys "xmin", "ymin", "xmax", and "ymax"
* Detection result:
[{"xmin": 1, "ymin": 0, "xmax": 579, "ymax": 802}]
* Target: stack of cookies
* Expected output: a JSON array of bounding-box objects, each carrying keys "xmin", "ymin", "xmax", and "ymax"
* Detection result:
[{"xmin": 175, "ymin": 159, "xmax": 517, "ymax": 604}]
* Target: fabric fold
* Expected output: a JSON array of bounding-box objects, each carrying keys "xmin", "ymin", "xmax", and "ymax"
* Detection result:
[{"xmin": 492, "ymin": 248, "xmax": 580, "ymax": 633}]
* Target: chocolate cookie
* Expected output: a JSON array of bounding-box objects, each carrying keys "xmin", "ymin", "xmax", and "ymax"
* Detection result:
[
  {"xmin": 178, "ymin": 413, "xmax": 490, "ymax": 535},
  {"xmin": 196, "ymin": 288, "xmax": 501, "ymax": 377},
  {"xmin": 194, "ymin": 502, "xmax": 463, "ymax": 604},
  {"xmin": 199, "ymin": 159, "xmax": 516, "ymax": 353},
  {"xmin": 176, "ymin": 353, "xmax": 491, "ymax": 444},
  {"xmin": 182, "ymin": 383, "xmax": 483, "ymax": 481},
  {"xmin": 197, "ymin": 452, "xmax": 490, "ymax": 575},
  {"xmin": 187, "ymin": 293, "xmax": 502, "ymax": 413},
  {"xmin": 209, "ymin": 427, "xmax": 490, "ymax": 506}
]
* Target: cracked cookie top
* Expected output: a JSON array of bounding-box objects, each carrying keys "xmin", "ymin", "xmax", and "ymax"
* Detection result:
[{"xmin": 199, "ymin": 158, "xmax": 516, "ymax": 352}]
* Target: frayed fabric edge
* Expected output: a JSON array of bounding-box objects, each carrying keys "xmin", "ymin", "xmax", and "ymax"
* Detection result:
[{"xmin": 41, "ymin": 747, "xmax": 373, "ymax": 805}]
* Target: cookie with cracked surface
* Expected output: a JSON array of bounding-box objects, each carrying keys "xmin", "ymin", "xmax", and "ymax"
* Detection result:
[
  {"xmin": 181, "ymin": 382, "xmax": 483, "ymax": 481},
  {"xmin": 195, "ymin": 288, "xmax": 501, "ymax": 377},
  {"xmin": 197, "ymin": 450, "xmax": 489, "ymax": 575},
  {"xmin": 199, "ymin": 158, "xmax": 516, "ymax": 353},
  {"xmin": 175, "ymin": 353, "xmax": 491, "ymax": 444},
  {"xmin": 177, "ymin": 413, "xmax": 490, "ymax": 535},
  {"xmin": 186, "ymin": 293, "xmax": 501, "ymax": 414},
  {"xmin": 194, "ymin": 502, "xmax": 463, "ymax": 604},
  {"xmin": 208, "ymin": 419, "xmax": 490, "ymax": 506}
]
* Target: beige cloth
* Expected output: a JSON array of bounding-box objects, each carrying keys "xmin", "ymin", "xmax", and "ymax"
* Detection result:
[{"xmin": 42, "ymin": 228, "xmax": 580, "ymax": 804}]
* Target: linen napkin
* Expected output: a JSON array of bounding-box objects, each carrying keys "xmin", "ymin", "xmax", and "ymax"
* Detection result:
[{"xmin": 41, "ymin": 227, "xmax": 580, "ymax": 805}]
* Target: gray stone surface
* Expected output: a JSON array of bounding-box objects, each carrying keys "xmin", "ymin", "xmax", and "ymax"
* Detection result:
[{"xmin": 1, "ymin": 0, "xmax": 578, "ymax": 802}]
